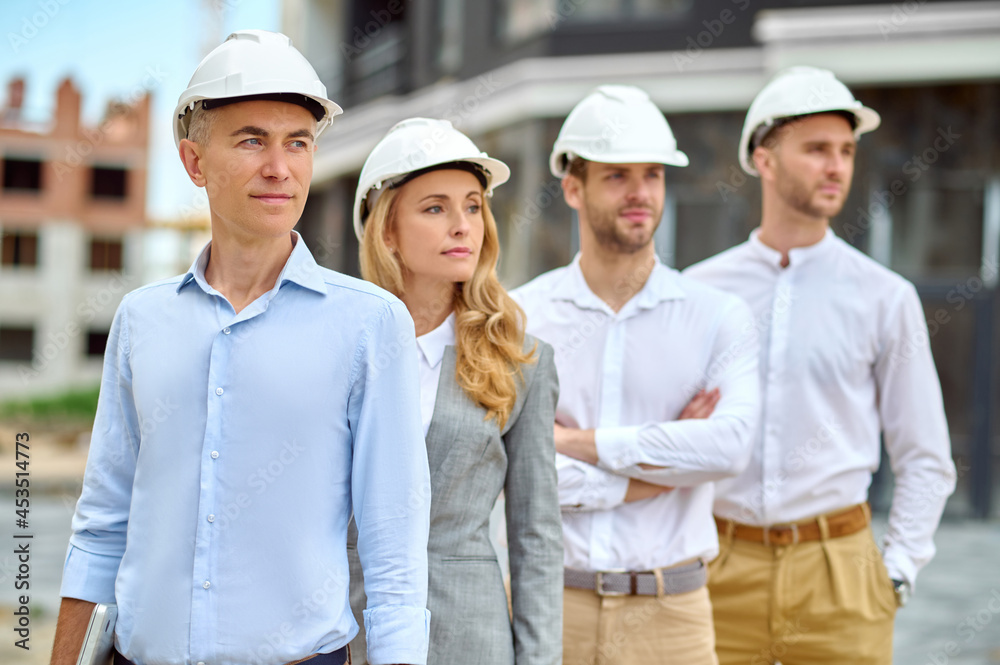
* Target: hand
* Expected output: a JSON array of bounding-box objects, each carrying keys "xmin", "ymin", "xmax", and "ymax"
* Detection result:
[
  {"xmin": 624, "ymin": 478, "xmax": 673, "ymax": 503},
  {"xmin": 678, "ymin": 388, "xmax": 720, "ymax": 420},
  {"xmin": 553, "ymin": 422, "xmax": 573, "ymax": 452},
  {"xmin": 554, "ymin": 423, "xmax": 598, "ymax": 465}
]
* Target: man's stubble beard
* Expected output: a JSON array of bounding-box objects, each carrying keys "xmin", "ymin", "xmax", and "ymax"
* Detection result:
[
  {"xmin": 773, "ymin": 158, "xmax": 849, "ymax": 222},
  {"xmin": 583, "ymin": 197, "xmax": 662, "ymax": 255}
]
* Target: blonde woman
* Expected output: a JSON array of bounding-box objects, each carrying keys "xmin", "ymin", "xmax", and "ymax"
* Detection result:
[{"xmin": 345, "ymin": 118, "xmax": 562, "ymax": 665}]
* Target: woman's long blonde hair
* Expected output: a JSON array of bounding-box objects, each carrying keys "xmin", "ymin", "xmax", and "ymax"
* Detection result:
[{"xmin": 360, "ymin": 181, "xmax": 535, "ymax": 429}]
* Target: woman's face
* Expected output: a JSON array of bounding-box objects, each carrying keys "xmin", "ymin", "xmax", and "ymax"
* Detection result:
[{"xmin": 389, "ymin": 169, "xmax": 485, "ymax": 288}]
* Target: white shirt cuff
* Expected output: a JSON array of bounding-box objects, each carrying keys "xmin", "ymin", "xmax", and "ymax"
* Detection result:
[
  {"xmin": 595, "ymin": 426, "xmax": 642, "ymax": 470},
  {"xmin": 881, "ymin": 547, "xmax": 917, "ymax": 589},
  {"xmin": 579, "ymin": 465, "xmax": 630, "ymax": 510}
]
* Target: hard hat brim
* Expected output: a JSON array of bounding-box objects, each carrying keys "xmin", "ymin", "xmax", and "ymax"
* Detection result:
[
  {"xmin": 550, "ymin": 149, "xmax": 689, "ymax": 178},
  {"xmin": 173, "ymin": 94, "xmax": 343, "ymax": 149},
  {"xmin": 739, "ymin": 103, "xmax": 881, "ymax": 177}
]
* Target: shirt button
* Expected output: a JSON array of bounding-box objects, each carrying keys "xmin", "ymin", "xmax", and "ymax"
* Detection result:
[
  {"xmin": 197, "ymin": 662, "xmax": 206, "ymax": 665},
  {"xmin": 223, "ymin": 327, "xmax": 231, "ymax": 335},
  {"xmin": 207, "ymin": 514, "xmax": 215, "ymax": 523},
  {"xmin": 211, "ymin": 451, "xmax": 219, "ymax": 459},
  {"xmin": 215, "ymin": 387, "xmax": 224, "ymax": 396},
  {"xmin": 203, "ymin": 580, "xmax": 211, "ymax": 589}
]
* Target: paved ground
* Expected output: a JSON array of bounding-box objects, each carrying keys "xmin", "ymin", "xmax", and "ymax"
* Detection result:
[
  {"xmin": 882, "ymin": 517, "xmax": 1000, "ymax": 665},
  {"xmin": 0, "ymin": 426, "xmax": 997, "ymax": 664}
]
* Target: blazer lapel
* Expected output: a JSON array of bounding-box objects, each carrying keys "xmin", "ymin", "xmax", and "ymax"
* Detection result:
[{"xmin": 425, "ymin": 346, "xmax": 460, "ymax": 478}]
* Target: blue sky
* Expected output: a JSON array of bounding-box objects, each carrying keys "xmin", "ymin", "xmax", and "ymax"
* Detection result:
[{"xmin": 1, "ymin": 0, "xmax": 281, "ymax": 221}]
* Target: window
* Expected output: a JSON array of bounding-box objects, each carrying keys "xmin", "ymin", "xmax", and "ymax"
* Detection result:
[
  {"xmin": 1, "ymin": 230, "xmax": 38, "ymax": 267},
  {"xmin": 2, "ymin": 158, "xmax": 42, "ymax": 191},
  {"xmin": 437, "ymin": 0, "xmax": 464, "ymax": 74},
  {"xmin": 86, "ymin": 330, "xmax": 109, "ymax": 357},
  {"xmin": 344, "ymin": 0, "xmax": 409, "ymax": 103},
  {"xmin": 498, "ymin": 0, "xmax": 691, "ymax": 42},
  {"xmin": 91, "ymin": 166, "xmax": 128, "ymax": 199},
  {"xmin": 0, "ymin": 326, "xmax": 34, "ymax": 362},
  {"xmin": 89, "ymin": 238, "xmax": 124, "ymax": 272}
]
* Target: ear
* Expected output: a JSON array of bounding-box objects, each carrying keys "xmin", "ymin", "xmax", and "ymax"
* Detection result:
[
  {"xmin": 382, "ymin": 223, "xmax": 397, "ymax": 252},
  {"xmin": 753, "ymin": 146, "xmax": 777, "ymax": 183},
  {"xmin": 561, "ymin": 175, "xmax": 584, "ymax": 212},
  {"xmin": 178, "ymin": 139, "xmax": 207, "ymax": 188}
]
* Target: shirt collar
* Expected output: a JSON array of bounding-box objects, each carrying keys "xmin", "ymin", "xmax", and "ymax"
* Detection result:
[
  {"xmin": 551, "ymin": 253, "xmax": 686, "ymax": 313},
  {"xmin": 416, "ymin": 312, "xmax": 456, "ymax": 370},
  {"xmin": 177, "ymin": 231, "xmax": 328, "ymax": 296},
  {"xmin": 748, "ymin": 227, "xmax": 836, "ymax": 269}
]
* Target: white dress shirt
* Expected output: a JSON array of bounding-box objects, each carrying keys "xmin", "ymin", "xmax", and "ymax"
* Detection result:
[
  {"xmin": 514, "ymin": 255, "xmax": 759, "ymax": 572},
  {"xmin": 684, "ymin": 228, "xmax": 957, "ymax": 585},
  {"xmin": 416, "ymin": 313, "xmax": 456, "ymax": 436}
]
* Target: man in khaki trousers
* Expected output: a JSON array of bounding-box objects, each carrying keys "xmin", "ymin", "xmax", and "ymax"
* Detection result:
[
  {"xmin": 516, "ymin": 85, "xmax": 760, "ymax": 665},
  {"xmin": 686, "ymin": 66, "xmax": 957, "ymax": 664}
]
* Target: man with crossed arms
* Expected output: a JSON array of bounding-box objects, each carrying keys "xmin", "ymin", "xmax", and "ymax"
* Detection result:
[{"xmin": 515, "ymin": 85, "xmax": 759, "ymax": 665}]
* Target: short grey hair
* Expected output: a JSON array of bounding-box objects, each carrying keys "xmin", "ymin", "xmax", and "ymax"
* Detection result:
[{"xmin": 186, "ymin": 103, "xmax": 218, "ymax": 144}]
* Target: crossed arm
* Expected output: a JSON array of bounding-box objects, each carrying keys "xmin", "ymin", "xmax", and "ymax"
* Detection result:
[
  {"xmin": 556, "ymin": 388, "xmax": 721, "ymax": 504},
  {"xmin": 556, "ymin": 299, "xmax": 759, "ymax": 512}
]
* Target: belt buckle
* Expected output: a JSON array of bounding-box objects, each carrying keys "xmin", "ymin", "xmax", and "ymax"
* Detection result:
[
  {"xmin": 763, "ymin": 523, "xmax": 799, "ymax": 546},
  {"xmin": 594, "ymin": 570, "xmax": 629, "ymax": 596}
]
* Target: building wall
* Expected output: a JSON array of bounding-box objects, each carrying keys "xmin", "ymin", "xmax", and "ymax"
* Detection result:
[{"xmin": 0, "ymin": 78, "xmax": 148, "ymax": 399}]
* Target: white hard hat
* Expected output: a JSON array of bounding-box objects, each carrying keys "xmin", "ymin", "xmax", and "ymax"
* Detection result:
[
  {"xmin": 739, "ymin": 66, "xmax": 881, "ymax": 176},
  {"xmin": 173, "ymin": 30, "xmax": 343, "ymax": 148},
  {"xmin": 549, "ymin": 85, "xmax": 689, "ymax": 178},
  {"xmin": 353, "ymin": 118, "xmax": 510, "ymax": 241}
]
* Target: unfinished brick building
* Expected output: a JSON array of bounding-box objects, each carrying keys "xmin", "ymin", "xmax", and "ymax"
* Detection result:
[{"xmin": 0, "ymin": 77, "xmax": 148, "ymax": 397}]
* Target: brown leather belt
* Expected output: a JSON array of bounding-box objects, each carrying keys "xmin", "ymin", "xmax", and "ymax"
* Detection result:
[{"xmin": 715, "ymin": 503, "xmax": 869, "ymax": 546}]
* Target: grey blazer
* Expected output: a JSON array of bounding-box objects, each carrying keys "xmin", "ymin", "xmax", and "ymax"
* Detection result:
[{"xmin": 347, "ymin": 336, "xmax": 563, "ymax": 665}]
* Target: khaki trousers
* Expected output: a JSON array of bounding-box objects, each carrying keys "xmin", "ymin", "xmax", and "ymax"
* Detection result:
[
  {"xmin": 708, "ymin": 513, "xmax": 896, "ymax": 664},
  {"xmin": 563, "ymin": 584, "xmax": 718, "ymax": 665}
]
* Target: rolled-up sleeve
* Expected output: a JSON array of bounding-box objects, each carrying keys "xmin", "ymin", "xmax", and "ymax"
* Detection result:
[
  {"xmin": 61, "ymin": 301, "xmax": 139, "ymax": 604},
  {"xmin": 349, "ymin": 300, "xmax": 431, "ymax": 665},
  {"xmin": 557, "ymin": 454, "xmax": 630, "ymax": 512}
]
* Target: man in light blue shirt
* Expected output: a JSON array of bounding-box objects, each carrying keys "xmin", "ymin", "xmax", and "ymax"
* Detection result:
[{"xmin": 50, "ymin": 31, "xmax": 431, "ymax": 665}]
